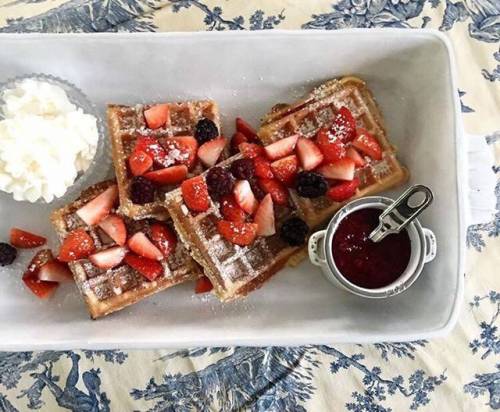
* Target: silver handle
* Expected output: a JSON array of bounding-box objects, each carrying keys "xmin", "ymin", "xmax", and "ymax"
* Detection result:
[
  {"xmin": 423, "ymin": 228, "xmax": 437, "ymax": 263},
  {"xmin": 308, "ymin": 230, "xmax": 327, "ymax": 267}
]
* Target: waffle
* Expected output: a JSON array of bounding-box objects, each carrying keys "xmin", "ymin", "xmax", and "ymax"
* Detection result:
[
  {"xmin": 258, "ymin": 76, "xmax": 409, "ymax": 229},
  {"xmin": 107, "ymin": 100, "xmax": 223, "ymax": 221},
  {"xmin": 51, "ymin": 180, "xmax": 202, "ymax": 319}
]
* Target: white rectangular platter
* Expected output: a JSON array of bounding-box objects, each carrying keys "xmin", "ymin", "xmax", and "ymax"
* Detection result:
[{"xmin": 0, "ymin": 29, "xmax": 464, "ymax": 350}]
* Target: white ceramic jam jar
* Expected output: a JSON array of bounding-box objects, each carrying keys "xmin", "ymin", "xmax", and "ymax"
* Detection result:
[{"xmin": 308, "ymin": 195, "xmax": 437, "ymax": 298}]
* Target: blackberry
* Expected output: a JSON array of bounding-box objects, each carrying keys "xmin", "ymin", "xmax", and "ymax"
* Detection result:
[
  {"xmin": 295, "ymin": 171, "xmax": 328, "ymax": 198},
  {"xmin": 130, "ymin": 176, "xmax": 156, "ymax": 204},
  {"xmin": 0, "ymin": 243, "xmax": 17, "ymax": 266},
  {"xmin": 230, "ymin": 158, "xmax": 255, "ymax": 180},
  {"xmin": 280, "ymin": 217, "xmax": 309, "ymax": 246},
  {"xmin": 194, "ymin": 118, "xmax": 219, "ymax": 145},
  {"xmin": 206, "ymin": 167, "xmax": 234, "ymax": 199}
]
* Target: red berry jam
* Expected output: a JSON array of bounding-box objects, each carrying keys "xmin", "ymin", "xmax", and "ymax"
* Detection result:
[{"xmin": 332, "ymin": 208, "xmax": 411, "ymax": 289}]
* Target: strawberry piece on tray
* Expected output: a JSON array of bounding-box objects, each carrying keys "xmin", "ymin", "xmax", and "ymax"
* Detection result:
[
  {"xmin": 195, "ymin": 276, "xmax": 214, "ymax": 294},
  {"xmin": 38, "ymin": 260, "xmax": 73, "ymax": 283},
  {"xmin": 23, "ymin": 250, "xmax": 59, "ymax": 299},
  {"xmin": 10, "ymin": 228, "xmax": 46, "ymax": 248}
]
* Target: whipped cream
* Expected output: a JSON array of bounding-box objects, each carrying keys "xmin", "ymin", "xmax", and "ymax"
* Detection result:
[{"xmin": 0, "ymin": 79, "xmax": 98, "ymax": 202}]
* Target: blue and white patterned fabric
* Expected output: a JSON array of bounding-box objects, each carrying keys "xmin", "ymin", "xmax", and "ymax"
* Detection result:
[{"xmin": 0, "ymin": 1, "xmax": 499, "ymax": 410}]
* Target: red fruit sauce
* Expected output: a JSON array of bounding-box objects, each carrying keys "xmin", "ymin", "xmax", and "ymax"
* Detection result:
[{"xmin": 332, "ymin": 208, "xmax": 411, "ymax": 289}]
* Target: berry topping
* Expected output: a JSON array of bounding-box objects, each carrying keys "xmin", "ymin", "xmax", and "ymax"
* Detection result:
[
  {"xmin": 220, "ymin": 194, "xmax": 247, "ymax": 223},
  {"xmin": 239, "ymin": 143, "xmax": 264, "ymax": 159},
  {"xmin": 162, "ymin": 136, "xmax": 198, "ymax": 169},
  {"xmin": 346, "ymin": 147, "xmax": 366, "ymax": 167},
  {"xmin": 317, "ymin": 158, "xmax": 355, "ymax": 181},
  {"xmin": 330, "ymin": 107, "xmax": 356, "ymax": 142},
  {"xmin": 316, "ymin": 128, "xmax": 346, "ymax": 163},
  {"xmin": 99, "ymin": 215, "xmax": 127, "ymax": 246},
  {"xmin": 89, "ymin": 246, "xmax": 127, "ymax": 270},
  {"xmin": 194, "ymin": 118, "xmax": 219, "ymax": 145},
  {"xmin": 144, "ymin": 104, "xmax": 170, "ymax": 129},
  {"xmin": 258, "ymin": 178, "xmax": 289, "ymax": 206},
  {"xmin": 254, "ymin": 194, "xmax": 275, "ymax": 237},
  {"xmin": 0, "ymin": 243, "xmax": 16, "ymax": 266},
  {"xmin": 135, "ymin": 136, "xmax": 169, "ymax": 167},
  {"xmin": 150, "ymin": 223, "xmax": 177, "ymax": 259},
  {"xmin": 249, "ymin": 178, "xmax": 267, "ymax": 200},
  {"xmin": 231, "ymin": 132, "xmax": 248, "ymax": 154},
  {"xmin": 230, "ymin": 158, "xmax": 255, "ymax": 180},
  {"xmin": 206, "ymin": 167, "xmax": 234, "ymax": 199},
  {"xmin": 264, "ymin": 135, "xmax": 298, "ymax": 160},
  {"xmin": 296, "ymin": 138, "xmax": 324, "ymax": 171},
  {"xmin": 58, "ymin": 228, "xmax": 96, "ymax": 262},
  {"xmin": 10, "ymin": 228, "xmax": 47, "ymax": 249},
  {"xmin": 38, "ymin": 260, "xmax": 73, "ymax": 283},
  {"xmin": 233, "ymin": 180, "xmax": 258, "ymax": 214},
  {"xmin": 129, "ymin": 150, "xmax": 153, "ymax": 176},
  {"xmin": 280, "ymin": 217, "xmax": 309, "ymax": 246},
  {"xmin": 236, "ymin": 117, "xmax": 258, "ymax": 141},
  {"xmin": 198, "ymin": 136, "xmax": 226, "ymax": 167},
  {"xmin": 144, "ymin": 165, "xmax": 188, "ymax": 185},
  {"xmin": 253, "ymin": 157, "xmax": 274, "ymax": 179},
  {"xmin": 23, "ymin": 250, "xmax": 58, "ymax": 299},
  {"xmin": 217, "ymin": 220, "xmax": 258, "ymax": 246},
  {"xmin": 270, "ymin": 154, "xmax": 298, "ymax": 186},
  {"xmin": 295, "ymin": 172, "xmax": 328, "ymax": 198},
  {"xmin": 76, "ymin": 184, "xmax": 118, "ymax": 226},
  {"xmin": 128, "ymin": 232, "xmax": 163, "ymax": 261},
  {"xmin": 327, "ymin": 178, "xmax": 360, "ymax": 202},
  {"xmin": 181, "ymin": 176, "xmax": 210, "ymax": 212},
  {"xmin": 352, "ymin": 129, "xmax": 382, "ymax": 160},
  {"xmin": 124, "ymin": 253, "xmax": 163, "ymax": 281},
  {"xmin": 195, "ymin": 276, "xmax": 214, "ymax": 294},
  {"xmin": 130, "ymin": 176, "xmax": 156, "ymax": 205}
]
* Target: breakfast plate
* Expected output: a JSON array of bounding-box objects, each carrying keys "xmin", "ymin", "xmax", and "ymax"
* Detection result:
[{"xmin": 0, "ymin": 29, "xmax": 464, "ymax": 349}]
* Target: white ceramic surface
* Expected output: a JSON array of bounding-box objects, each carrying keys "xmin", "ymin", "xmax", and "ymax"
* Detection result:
[{"xmin": 0, "ymin": 29, "xmax": 464, "ymax": 349}]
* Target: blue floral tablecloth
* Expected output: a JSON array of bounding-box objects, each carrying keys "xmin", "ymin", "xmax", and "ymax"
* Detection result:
[{"xmin": 0, "ymin": 1, "xmax": 499, "ymax": 411}]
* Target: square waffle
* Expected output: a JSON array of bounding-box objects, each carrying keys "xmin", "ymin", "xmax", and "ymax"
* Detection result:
[
  {"xmin": 258, "ymin": 76, "xmax": 409, "ymax": 229},
  {"xmin": 51, "ymin": 180, "xmax": 202, "ymax": 319},
  {"xmin": 107, "ymin": 100, "xmax": 223, "ymax": 221}
]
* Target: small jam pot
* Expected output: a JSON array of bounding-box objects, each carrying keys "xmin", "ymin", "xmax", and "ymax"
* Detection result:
[{"xmin": 308, "ymin": 196, "xmax": 437, "ymax": 298}]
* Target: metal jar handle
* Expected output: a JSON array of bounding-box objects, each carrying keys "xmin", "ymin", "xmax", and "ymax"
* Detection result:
[
  {"xmin": 308, "ymin": 230, "xmax": 327, "ymax": 267},
  {"xmin": 422, "ymin": 228, "xmax": 437, "ymax": 263}
]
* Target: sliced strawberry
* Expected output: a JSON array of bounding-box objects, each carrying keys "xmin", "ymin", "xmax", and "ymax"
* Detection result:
[
  {"xmin": 144, "ymin": 165, "xmax": 188, "ymax": 185},
  {"xmin": 346, "ymin": 147, "xmax": 366, "ymax": 167},
  {"xmin": 231, "ymin": 132, "xmax": 248, "ymax": 154},
  {"xmin": 198, "ymin": 137, "xmax": 226, "ymax": 167},
  {"xmin": 217, "ymin": 220, "xmax": 258, "ymax": 246},
  {"xmin": 181, "ymin": 176, "xmax": 210, "ymax": 212},
  {"xmin": 76, "ymin": 185, "xmax": 118, "ymax": 226},
  {"xmin": 124, "ymin": 253, "xmax": 163, "ymax": 281},
  {"xmin": 195, "ymin": 276, "xmax": 214, "ymax": 294},
  {"xmin": 10, "ymin": 228, "xmax": 46, "ymax": 248},
  {"xmin": 38, "ymin": 260, "xmax": 73, "ymax": 283},
  {"xmin": 352, "ymin": 128, "xmax": 382, "ymax": 160},
  {"xmin": 162, "ymin": 135, "xmax": 198, "ymax": 169},
  {"xmin": 236, "ymin": 117, "xmax": 258, "ymax": 142},
  {"xmin": 98, "ymin": 214, "xmax": 127, "ymax": 246},
  {"xmin": 127, "ymin": 232, "xmax": 163, "ymax": 261},
  {"xmin": 58, "ymin": 229, "xmax": 96, "ymax": 262},
  {"xmin": 254, "ymin": 194, "xmax": 275, "ymax": 237},
  {"xmin": 296, "ymin": 138, "xmax": 324, "ymax": 171},
  {"xmin": 135, "ymin": 135, "xmax": 169, "ymax": 167},
  {"xmin": 254, "ymin": 157, "xmax": 274, "ymax": 179},
  {"xmin": 150, "ymin": 223, "xmax": 177, "ymax": 259},
  {"xmin": 316, "ymin": 128, "xmax": 346, "ymax": 163},
  {"xmin": 258, "ymin": 178, "xmax": 289, "ymax": 206},
  {"xmin": 129, "ymin": 150, "xmax": 153, "ymax": 176},
  {"xmin": 233, "ymin": 180, "xmax": 258, "ymax": 214},
  {"xmin": 264, "ymin": 135, "xmax": 298, "ymax": 160},
  {"xmin": 239, "ymin": 142, "xmax": 264, "ymax": 159},
  {"xmin": 89, "ymin": 246, "xmax": 127, "ymax": 270},
  {"xmin": 23, "ymin": 250, "xmax": 58, "ymax": 299},
  {"xmin": 317, "ymin": 158, "xmax": 355, "ymax": 181},
  {"xmin": 144, "ymin": 104, "xmax": 169, "ymax": 129},
  {"xmin": 220, "ymin": 194, "xmax": 247, "ymax": 223},
  {"xmin": 327, "ymin": 177, "xmax": 360, "ymax": 202},
  {"xmin": 330, "ymin": 107, "xmax": 356, "ymax": 142},
  {"xmin": 270, "ymin": 155, "xmax": 298, "ymax": 186}
]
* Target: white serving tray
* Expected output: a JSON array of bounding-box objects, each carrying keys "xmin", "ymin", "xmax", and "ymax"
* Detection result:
[{"xmin": 0, "ymin": 29, "xmax": 464, "ymax": 350}]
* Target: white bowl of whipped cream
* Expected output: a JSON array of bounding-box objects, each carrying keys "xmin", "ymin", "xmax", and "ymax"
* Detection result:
[{"xmin": 0, "ymin": 74, "xmax": 109, "ymax": 203}]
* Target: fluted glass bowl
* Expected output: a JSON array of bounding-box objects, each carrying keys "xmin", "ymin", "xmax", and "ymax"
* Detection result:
[{"xmin": 0, "ymin": 73, "xmax": 110, "ymax": 205}]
